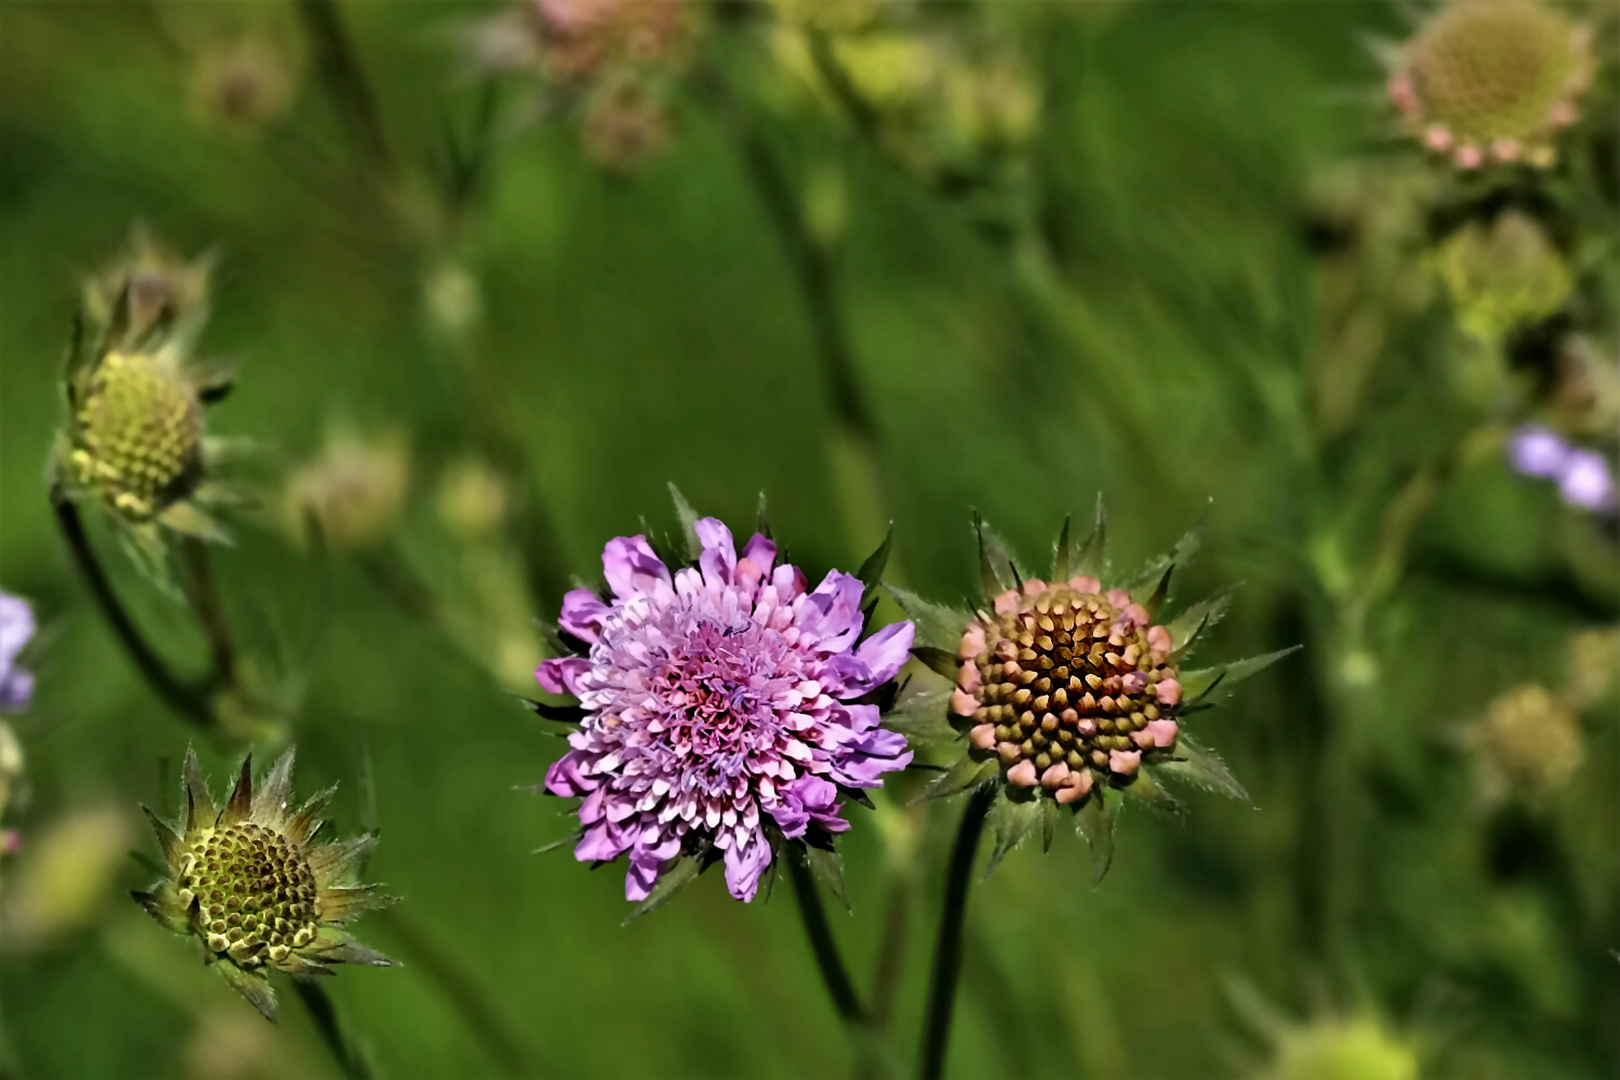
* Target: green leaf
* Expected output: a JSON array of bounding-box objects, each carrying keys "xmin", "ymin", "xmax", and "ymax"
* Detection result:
[
  {"xmin": 1074, "ymin": 495, "xmax": 1107, "ymax": 579},
  {"xmin": 981, "ymin": 794, "xmax": 1042, "ymax": 880},
  {"xmin": 1180, "ymin": 645, "xmax": 1301, "ymax": 703},
  {"xmin": 911, "ymin": 646, "xmax": 960, "ymax": 680},
  {"xmin": 805, "ymin": 845, "xmax": 850, "ymax": 912},
  {"xmin": 1041, "ymin": 797, "xmax": 1058, "ymax": 853},
  {"xmin": 1164, "ymin": 588, "xmax": 1236, "ymax": 662},
  {"xmin": 1156, "ymin": 734, "xmax": 1250, "ymax": 804},
  {"xmin": 855, "ymin": 524, "xmax": 893, "ymax": 605},
  {"xmin": 625, "ymin": 856, "xmax": 701, "ymax": 923},
  {"xmin": 882, "ymin": 689, "xmax": 960, "ymax": 748},
  {"xmin": 1051, "ymin": 515, "xmax": 1073, "ymax": 582},
  {"xmin": 1122, "ymin": 770, "xmax": 1184, "ymax": 815},
  {"xmin": 668, "ymin": 483, "xmax": 702, "ymax": 560},
  {"xmin": 916, "ymin": 757, "xmax": 998, "ymax": 802},
  {"xmin": 974, "ymin": 513, "xmax": 1019, "ymax": 597},
  {"xmin": 1074, "ymin": 791, "xmax": 1115, "ymax": 885},
  {"xmin": 216, "ymin": 961, "xmax": 278, "ymax": 1022},
  {"xmin": 885, "ymin": 586, "xmax": 974, "ymax": 653},
  {"xmin": 1125, "ymin": 508, "xmax": 1206, "ymax": 597},
  {"xmin": 141, "ymin": 806, "xmax": 181, "ymax": 869},
  {"xmin": 755, "ymin": 491, "xmax": 771, "ymax": 539}
]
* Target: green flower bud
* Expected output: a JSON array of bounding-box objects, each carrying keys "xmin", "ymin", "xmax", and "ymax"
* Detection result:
[
  {"xmin": 1435, "ymin": 212, "xmax": 1571, "ymax": 342},
  {"xmin": 1465, "ymin": 683, "xmax": 1583, "ymax": 809},
  {"xmin": 134, "ymin": 748, "xmax": 397, "ymax": 1021},
  {"xmin": 1263, "ymin": 1018, "xmax": 1419, "ymax": 1080},
  {"xmin": 283, "ymin": 429, "xmax": 410, "ymax": 553}
]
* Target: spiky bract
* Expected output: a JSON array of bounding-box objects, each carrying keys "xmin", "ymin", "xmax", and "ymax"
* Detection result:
[{"xmin": 133, "ymin": 748, "xmax": 395, "ymax": 1021}]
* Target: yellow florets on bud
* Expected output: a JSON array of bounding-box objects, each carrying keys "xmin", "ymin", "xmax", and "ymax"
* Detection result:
[
  {"xmin": 1465, "ymin": 683, "xmax": 1584, "ymax": 809},
  {"xmin": 70, "ymin": 351, "xmax": 206, "ymax": 522},
  {"xmin": 1434, "ymin": 211, "xmax": 1571, "ymax": 343}
]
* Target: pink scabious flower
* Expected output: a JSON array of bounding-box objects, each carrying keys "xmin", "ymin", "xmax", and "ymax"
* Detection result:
[{"xmin": 538, "ymin": 516, "xmax": 914, "ymax": 903}]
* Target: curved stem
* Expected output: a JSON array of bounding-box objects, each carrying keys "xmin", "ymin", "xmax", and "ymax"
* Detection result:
[
  {"xmin": 50, "ymin": 486, "xmax": 218, "ymax": 732},
  {"xmin": 785, "ymin": 845, "xmax": 865, "ymax": 1026},
  {"xmin": 293, "ymin": 0, "xmax": 393, "ymax": 178},
  {"xmin": 178, "ymin": 536, "xmax": 236, "ymax": 688},
  {"xmin": 919, "ymin": 784, "xmax": 996, "ymax": 1080},
  {"xmin": 292, "ymin": 977, "xmax": 371, "ymax": 1080}
]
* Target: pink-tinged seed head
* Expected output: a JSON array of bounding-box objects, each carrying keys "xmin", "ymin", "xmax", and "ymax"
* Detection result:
[
  {"xmin": 1041, "ymin": 762, "xmax": 1071, "ymax": 789},
  {"xmin": 1106, "ymin": 588, "xmax": 1132, "ymax": 608},
  {"xmin": 958, "ymin": 663, "xmax": 982, "ymax": 693},
  {"xmin": 1491, "ymin": 138, "xmax": 1521, "ymax": 162},
  {"xmin": 1549, "ymin": 100, "xmax": 1576, "ymax": 126},
  {"xmin": 1145, "ymin": 719, "xmax": 1179, "ymax": 748},
  {"xmin": 1454, "ymin": 144, "xmax": 1483, "ymax": 169},
  {"xmin": 1021, "ymin": 579, "xmax": 1048, "ymax": 597},
  {"xmin": 1109, "ymin": 749, "xmax": 1141, "ymax": 776},
  {"xmin": 1131, "ymin": 728, "xmax": 1155, "ymax": 749},
  {"xmin": 1425, "ymin": 124, "xmax": 1454, "ymax": 151},
  {"xmin": 1388, "ymin": 73, "xmax": 1417, "ymax": 114},
  {"xmin": 958, "ymin": 623, "xmax": 986, "ymax": 659},
  {"xmin": 994, "ymin": 638, "xmax": 1018, "ymax": 662},
  {"xmin": 970, "ymin": 724, "xmax": 998, "ymax": 752},
  {"xmin": 998, "ymin": 742, "xmax": 1022, "ymax": 764},
  {"xmin": 1076, "ymin": 717, "xmax": 1097, "ymax": 736},
  {"xmin": 993, "ymin": 589, "xmax": 1021, "ymax": 614},
  {"xmin": 1067, "ymin": 575, "xmax": 1101, "ymax": 593},
  {"xmin": 1155, "ymin": 678, "xmax": 1182, "ymax": 706},
  {"xmin": 1122, "ymin": 671, "xmax": 1149, "ymax": 694},
  {"xmin": 951, "ymin": 688, "xmax": 981, "ymax": 716},
  {"xmin": 1007, "ymin": 760, "xmax": 1039, "ymax": 788}
]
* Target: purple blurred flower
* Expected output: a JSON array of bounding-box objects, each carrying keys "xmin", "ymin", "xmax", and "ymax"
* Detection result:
[
  {"xmin": 0, "ymin": 592, "xmax": 35, "ymax": 713},
  {"xmin": 540, "ymin": 518, "xmax": 914, "ymax": 902},
  {"xmin": 1507, "ymin": 425, "xmax": 1617, "ymax": 514}
]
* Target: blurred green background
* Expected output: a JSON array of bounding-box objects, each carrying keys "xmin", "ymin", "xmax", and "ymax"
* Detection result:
[{"xmin": 1, "ymin": 1, "xmax": 1615, "ymax": 1078}]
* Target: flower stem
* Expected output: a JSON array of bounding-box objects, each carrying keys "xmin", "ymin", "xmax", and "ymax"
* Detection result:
[
  {"xmin": 293, "ymin": 0, "xmax": 393, "ymax": 178},
  {"xmin": 50, "ymin": 485, "xmax": 218, "ymax": 733},
  {"xmin": 292, "ymin": 977, "xmax": 371, "ymax": 1080},
  {"xmin": 177, "ymin": 535, "xmax": 236, "ymax": 689},
  {"xmin": 785, "ymin": 844, "xmax": 866, "ymax": 1027},
  {"xmin": 919, "ymin": 784, "xmax": 995, "ymax": 1080}
]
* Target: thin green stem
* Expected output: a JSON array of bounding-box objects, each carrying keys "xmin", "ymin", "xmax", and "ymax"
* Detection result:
[
  {"xmin": 50, "ymin": 485, "xmax": 218, "ymax": 733},
  {"xmin": 292, "ymin": 977, "xmax": 371, "ymax": 1080},
  {"xmin": 867, "ymin": 873, "xmax": 912, "ymax": 1033},
  {"xmin": 293, "ymin": 0, "xmax": 393, "ymax": 177},
  {"xmin": 919, "ymin": 784, "xmax": 995, "ymax": 1080},
  {"xmin": 178, "ymin": 535, "xmax": 236, "ymax": 689},
  {"xmin": 785, "ymin": 845, "xmax": 866, "ymax": 1027}
]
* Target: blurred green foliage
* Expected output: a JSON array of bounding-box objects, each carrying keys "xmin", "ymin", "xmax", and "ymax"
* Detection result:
[{"xmin": 0, "ymin": 2, "xmax": 1615, "ymax": 1078}]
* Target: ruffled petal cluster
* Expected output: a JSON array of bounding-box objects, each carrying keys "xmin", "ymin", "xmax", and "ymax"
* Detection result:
[{"xmin": 542, "ymin": 518, "xmax": 913, "ymax": 901}]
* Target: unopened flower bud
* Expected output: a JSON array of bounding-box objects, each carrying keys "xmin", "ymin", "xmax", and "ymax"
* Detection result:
[{"xmin": 1435, "ymin": 212, "xmax": 1572, "ymax": 343}]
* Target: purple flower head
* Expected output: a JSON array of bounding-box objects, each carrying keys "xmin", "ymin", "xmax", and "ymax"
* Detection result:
[
  {"xmin": 0, "ymin": 592, "xmax": 35, "ymax": 714},
  {"xmin": 1507, "ymin": 425, "xmax": 1618, "ymax": 514},
  {"xmin": 539, "ymin": 516, "xmax": 914, "ymax": 903},
  {"xmin": 1508, "ymin": 424, "xmax": 1571, "ymax": 479}
]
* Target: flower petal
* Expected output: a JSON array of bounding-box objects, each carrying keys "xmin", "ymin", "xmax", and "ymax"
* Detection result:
[{"xmin": 601, "ymin": 535, "xmax": 671, "ymax": 600}]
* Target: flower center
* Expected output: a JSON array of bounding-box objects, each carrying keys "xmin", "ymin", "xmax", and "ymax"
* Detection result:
[
  {"xmin": 180, "ymin": 821, "xmax": 318, "ymax": 966},
  {"xmin": 959, "ymin": 583, "xmax": 1181, "ymax": 795}
]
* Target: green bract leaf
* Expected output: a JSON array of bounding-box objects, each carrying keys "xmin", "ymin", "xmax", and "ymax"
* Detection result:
[
  {"xmin": 885, "ymin": 586, "xmax": 973, "ymax": 653},
  {"xmin": 216, "ymin": 961, "xmax": 278, "ymax": 1022},
  {"xmin": 917, "ymin": 757, "xmax": 998, "ymax": 802},
  {"xmin": 1181, "ymin": 645, "xmax": 1301, "ymax": 703},
  {"xmin": 974, "ymin": 513, "xmax": 1019, "ymax": 597},
  {"xmin": 755, "ymin": 491, "xmax": 771, "ymax": 539},
  {"xmin": 981, "ymin": 793, "xmax": 1042, "ymax": 880},
  {"xmin": 1041, "ymin": 797, "xmax": 1058, "ymax": 853},
  {"xmin": 805, "ymin": 845, "xmax": 850, "ymax": 912},
  {"xmin": 1156, "ymin": 734, "xmax": 1250, "ymax": 804},
  {"xmin": 911, "ymin": 646, "xmax": 960, "ymax": 680},
  {"xmin": 1074, "ymin": 791, "xmax": 1115, "ymax": 885},
  {"xmin": 1122, "ymin": 770, "xmax": 1183, "ymax": 815},
  {"xmin": 856, "ymin": 524, "xmax": 893, "ymax": 606},
  {"xmin": 1052, "ymin": 515, "xmax": 1073, "ymax": 582},
  {"xmin": 1125, "ymin": 508, "xmax": 1206, "ymax": 597},
  {"xmin": 668, "ymin": 483, "xmax": 702, "ymax": 560},
  {"xmin": 1074, "ymin": 495, "xmax": 1107, "ymax": 579},
  {"xmin": 625, "ymin": 856, "xmax": 700, "ymax": 923},
  {"xmin": 882, "ymin": 689, "xmax": 960, "ymax": 748},
  {"xmin": 1164, "ymin": 587, "xmax": 1236, "ymax": 663}
]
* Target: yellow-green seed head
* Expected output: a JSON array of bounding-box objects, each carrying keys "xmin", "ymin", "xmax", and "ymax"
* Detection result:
[
  {"xmin": 135, "ymin": 748, "xmax": 396, "ymax": 1021},
  {"xmin": 282, "ymin": 429, "xmax": 409, "ymax": 552},
  {"xmin": 1466, "ymin": 683, "xmax": 1584, "ymax": 809},
  {"xmin": 1434, "ymin": 211, "xmax": 1572, "ymax": 342},
  {"xmin": 71, "ymin": 351, "xmax": 205, "ymax": 521},
  {"xmin": 1391, "ymin": 0, "xmax": 1592, "ymax": 168},
  {"xmin": 1262, "ymin": 1018, "xmax": 1420, "ymax": 1080}
]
